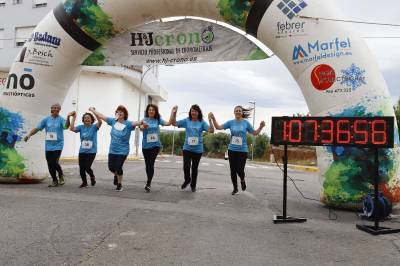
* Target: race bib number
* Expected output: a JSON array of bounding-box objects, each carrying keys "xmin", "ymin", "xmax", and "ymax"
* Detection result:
[
  {"xmin": 188, "ymin": 137, "xmax": 199, "ymax": 146},
  {"xmin": 114, "ymin": 122, "xmax": 126, "ymax": 131},
  {"xmin": 82, "ymin": 140, "xmax": 93, "ymax": 149},
  {"xmin": 46, "ymin": 132, "xmax": 57, "ymax": 141},
  {"xmin": 231, "ymin": 136, "xmax": 243, "ymax": 146},
  {"xmin": 147, "ymin": 133, "xmax": 158, "ymax": 143}
]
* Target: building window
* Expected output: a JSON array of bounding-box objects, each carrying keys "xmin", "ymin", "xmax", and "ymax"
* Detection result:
[
  {"xmin": 15, "ymin": 26, "xmax": 35, "ymax": 47},
  {"xmin": 0, "ymin": 29, "xmax": 4, "ymax": 49},
  {"xmin": 13, "ymin": 0, "xmax": 23, "ymax": 4},
  {"xmin": 33, "ymin": 0, "xmax": 47, "ymax": 8},
  {"xmin": 0, "ymin": 0, "xmax": 6, "ymax": 7}
]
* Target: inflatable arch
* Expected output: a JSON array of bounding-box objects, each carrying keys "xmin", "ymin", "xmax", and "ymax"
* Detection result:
[{"xmin": 0, "ymin": 0, "xmax": 399, "ymax": 208}]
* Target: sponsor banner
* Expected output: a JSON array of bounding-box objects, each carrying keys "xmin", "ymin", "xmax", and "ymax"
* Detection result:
[
  {"xmin": 275, "ymin": 0, "xmax": 311, "ymax": 39},
  {"xmin": 1, "ymin": 62, "xmax": 81, "ymax": 114},
  {"xmin": 0, "ymin": 72, "xmax": 7, "ymax": 91},
  {"xmin": 83, "ymin": 19, "xmax": 268, "ymax": 66},
  {"xmin": 292, "ymin": 37, "xmax": 353, "ymax": 65}
]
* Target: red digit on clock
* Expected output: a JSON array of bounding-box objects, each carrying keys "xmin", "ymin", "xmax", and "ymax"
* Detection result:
[
  {"xmin": 372, "ymin": 120, "xmax": 387, "ymax": 145},
  {"xmin": 305, "ymin": 120, "xmax": 318, "ymax": 142},
  {"xmin": 337, "ymin": 119, "xmax": 351, "ymax": 144},
  {"xmin": 321, "ymin": 119, "xmax": 334, "ymax": 144},
  {"xmin": 289, "ymin": 120, "xmax": 302, "ymax": 143},
  {"xmin": 282, "ymin": 120, "xmax": 287, "ymax": 142},
  {"xmin": 354, "ymin": 120, "xmax": 368, "ymax": 144}
]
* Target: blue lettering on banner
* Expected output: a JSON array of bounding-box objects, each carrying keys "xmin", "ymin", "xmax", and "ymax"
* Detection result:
[
  {"xmin": 292, "ymin": 37, "xmax": 353, "ymax": 65},
  {"xmin": 29, "ymin": 32, "xmax": 61, "ymax": 48}
]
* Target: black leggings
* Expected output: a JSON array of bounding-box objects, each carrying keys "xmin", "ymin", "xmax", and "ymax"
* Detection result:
[
  {"xmin": 182, "ymin": 150, "xmax": 202, "ymax": 189},
  {"xmin": 79, "ymin": 153, "xmax": 96, "ymax": 184},
  {"xmin": 228, "ymin": 150, "xmax": 248, "ymax": 190},
  {"xmin": 45, "ymin": 150, "xmax": 63, "ymax": 182},
  {"xmin": 143, "ymin": 147, "xmax": 160, "ymax": 186},
  {"xmin": 108, "ymin": 154, "xmax": 127, "ymax": 176}
]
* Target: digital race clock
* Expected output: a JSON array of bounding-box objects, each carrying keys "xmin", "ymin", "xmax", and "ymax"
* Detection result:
[{"xmin": 271, "ymin": 117, "xmax": 395, "ymax": 148}]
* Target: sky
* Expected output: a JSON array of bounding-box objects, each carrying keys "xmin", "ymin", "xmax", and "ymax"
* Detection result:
[{"xmin": 157, "ymin": 0, "xmax": 400, "ymax": 135}]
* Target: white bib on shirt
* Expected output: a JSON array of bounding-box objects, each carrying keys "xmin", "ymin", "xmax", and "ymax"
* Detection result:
[
  {"xmin": 82, "ymin": 140, "xmax": 93, "ymax": 149},
  {"xmin": 114, "ymin": 122, "xmax": 126, "ymax": 131},
  {"xmin": 188, "ymin": 137, "xmax": 199, "ymax": 146},
  {"xmin": 46, "ymin": 132, "xmax": 57, "ymax": 141},
  {"xmin": 231, "ymin": 136, "xmax": 243, "ymax": 146},
  {"xmin": 147, "ymin": 133, "xmax": 158, "ymax": 143}
]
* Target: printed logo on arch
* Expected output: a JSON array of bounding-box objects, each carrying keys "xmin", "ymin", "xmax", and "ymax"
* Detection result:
[{"xmin": 277, "ymin": 0, "xmax": 308, "ymax": 20}]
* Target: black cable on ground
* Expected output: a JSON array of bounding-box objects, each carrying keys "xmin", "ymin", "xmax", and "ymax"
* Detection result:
[{"xmin": 270, "ymin": 147, "xmax": 338, "ymax": 220}]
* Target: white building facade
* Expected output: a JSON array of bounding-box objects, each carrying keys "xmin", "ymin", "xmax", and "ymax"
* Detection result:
[{"xmin": 0, "ymin": 0, "xmax": 168, "ymax": 158}]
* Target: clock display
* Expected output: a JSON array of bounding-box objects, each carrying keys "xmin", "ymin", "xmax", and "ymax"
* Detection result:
[{"xmin": 271, "ymin": 117, "xmax": 395, "ymax": 148}]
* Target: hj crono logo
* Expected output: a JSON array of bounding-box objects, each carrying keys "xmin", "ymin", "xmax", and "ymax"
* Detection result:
[{"xmin": 130, "ymin": 28, "xmax": 214, "ymax": 47}]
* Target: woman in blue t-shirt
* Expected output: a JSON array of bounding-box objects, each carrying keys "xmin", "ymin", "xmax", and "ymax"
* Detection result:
[
  {"xmin": 70, "ymin": 111, "xmax": 102, "ymax": 188},
  {"xmin": 89, "ymin": 106, "xmax": 144, "ymax": 192},
  {"xmin": 173, "ymin": 105, "xmax": 214, "ymax": 192},
  {"xmin": 140, "ymin": 104, "xmax": 177, "ymax": 192},
  {"xmin": 24, "ymin": 103, "xmax": 73, "ymax": 187},
  {"xmin": 210, "ymin": 106, "xmax": 265, "ymax": 195}
]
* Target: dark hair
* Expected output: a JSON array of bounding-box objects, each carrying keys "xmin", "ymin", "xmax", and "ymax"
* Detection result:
[
  {"xmin": 145, "ymin": 104, "xmax": 161, "ymax": 121},
  {"xmin": 235, "ymin": 106, "xmax": 253, "ymax": 119},
  {"xmin": 115, "ymin": 105, "xmax": 129, "ymax": 120},
  {"xmin": 188, "ymin": 104, "xmax": 203, "ymax": 121},
  {"xmin": 82, "ymin": 113, "xmax": 95, "ymax": 124}
]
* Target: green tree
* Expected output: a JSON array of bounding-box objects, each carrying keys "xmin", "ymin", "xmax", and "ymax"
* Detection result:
[
  {"xmin": 204, "ymin": 132, "xmax": 230, "ymax": 153},
  {"xmin": 395, "ymin": 97, "xmax": 400, "ymax": 135},
  {"xmin": 253, "ymin": 134, "xmax": 269, "ymax": 159}
]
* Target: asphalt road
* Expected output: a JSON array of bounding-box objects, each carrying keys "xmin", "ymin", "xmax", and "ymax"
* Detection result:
[{"xmin": 1, "ymin": 155, "xmax": 400, "ymax": 266}]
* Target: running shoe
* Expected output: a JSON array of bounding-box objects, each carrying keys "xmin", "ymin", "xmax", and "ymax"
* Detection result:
[
  {"xmin": 59, "ymin": 175, "xmax": 65, "ymax": 186},
  {"xmin": 116, "ymin": 184, "xmax": 123, "ymax": 192}
]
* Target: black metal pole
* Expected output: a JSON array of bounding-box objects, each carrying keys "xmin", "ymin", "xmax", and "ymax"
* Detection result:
[
  {"xmin": 273, "ymin": 143, "xmax": 306, "ymax": 224},
  {"xmin": 283, "ymin": 144, "xmax": 288, "ymax": 220},
  {"xmin": 374, "ymin": 148, "xmax": 379, "ymax": 229}
]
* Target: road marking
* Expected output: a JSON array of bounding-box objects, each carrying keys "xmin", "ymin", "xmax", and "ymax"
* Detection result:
[
  {"xmin": 108, "ymin": 243, "xmax": 118, "ymax": 250},
  {"xmin": 175, "ymin": 161, "xmax": 182, "ymax": 164},
  {"xmin": 216, "ymin": 163, "xmax": 225, "ymax": 167},
  {"xmin": 201, "ymin": 162, "xmax": 210, "ymax": 166},
  {"xmin": 162, "ymin": 160, "xmax": 171, "ymax": 163},
  {"xmin": 120, "ymin": 231, "xmax": 136, "ymax": 237},
  {"xmin": 260, "ymin": 166, "xmax": 273, "ymax": 169},
  {"xmin": 62, "ymin": 165, "xmax": 78, "ymax": 169},
  {"xmin": 246, "ymin": 165, "xmax": 257, "ymax": 168}
]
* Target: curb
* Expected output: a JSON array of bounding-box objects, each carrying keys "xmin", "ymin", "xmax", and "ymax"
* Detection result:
[
  {"xmin": 61, "ymin": 156, "xmax": 140, "ymax": 163},
  {"xmin": 289, "ymin": 165, "xmax": 319, "ymax": 172},
  {"xmin": 253, "ymin": 162, "xmax": 319, "ymax": 173}
]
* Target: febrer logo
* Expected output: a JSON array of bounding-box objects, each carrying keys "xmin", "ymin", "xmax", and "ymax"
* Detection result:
[
  {"xmin": 311, "ymin": 64, "xmax": 335, "ymax": 91},
  {"xmin": 277, "ymin": 0, "xmax": 308, "ymax": 20},
  {"xmin": 292, "ymin": 37, "xmax": 352, "ymax": 65},
  {"xmin": 29, "ymin": 32, "xmax": 61, "ymax": 48}
]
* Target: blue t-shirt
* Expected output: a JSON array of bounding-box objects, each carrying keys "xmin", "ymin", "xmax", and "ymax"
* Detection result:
[
  {"xmin": 142, "ymin": 118, "xmax": 165, "ymax": 150},
  {"xmin": 223, "ymin": 119, "xmax": 255, "ymax": 152},
  {"xmin": 106, "ymin": 118, "xmax": 135, "ymax": 156},
  {"xmin": 75, "ymin": 124, "xmax": 98, "ymax": 154},
  {"xmin": 36, "ymin": 115, "xmax": 67, "ymax": 151},
  {"xmin": 177, "ymin": 118, "xmax": 209, "ymax": 153}
]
